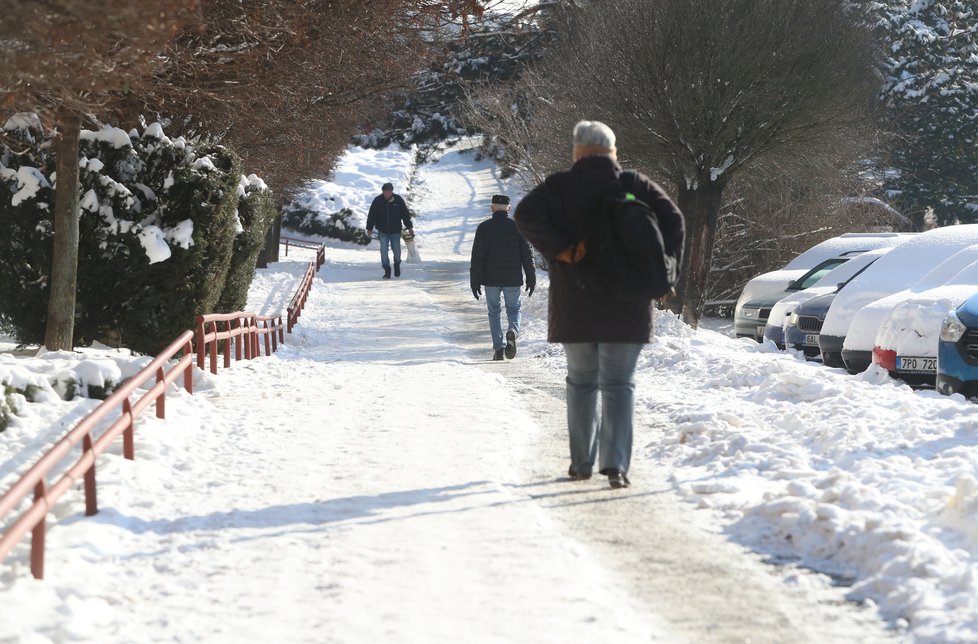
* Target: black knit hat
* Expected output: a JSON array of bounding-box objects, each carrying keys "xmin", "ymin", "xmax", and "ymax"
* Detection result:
[
  {"xmin": 382, "ymin": 182, "xmax": 394, "ymax": 191},
  {"xmin": 491, "ymin": 194, "xmax": 510, "ymax": 205}
]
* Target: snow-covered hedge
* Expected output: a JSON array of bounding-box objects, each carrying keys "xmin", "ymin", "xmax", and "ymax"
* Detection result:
[
  {"xmin": 0, "ymin": 116, "xmax": 273, "ymax": 355},
  {"xmin": 217, "ymin": 174, "xmax": 276, "ymax": 313},
  {"xmin": 282, "ymin": 205, "xmax": 369, "ymax": 245}
]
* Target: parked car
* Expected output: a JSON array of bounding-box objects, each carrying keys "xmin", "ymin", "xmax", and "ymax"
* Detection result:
[
  {"xmin": 871, "ymin": 256, "xmax": 978, "ymax": 386},
  {"xmin": 741, "ymin": 254, "xmax": 857, "ymax": 344},
  {"xmin": 734, "ymin": 233, "xmax": 914, "ymax": 341},
  {"xmin": 782, "ymin": 250, "xmax": 890, "ymax": 359},
  {"xmin": 763, "ymin": 248, "xmax": 896, "ymax": 347},
  {"xmin": 819, "ymin": 225, "xmax": 978, "ymax": 370},
  {"xmin": 936, "ymin": 291, "xmax": 978, "ymax": 397},
  {"xmin": 843, "ymin": 243, "xmax": 978, "ymax": 373}
]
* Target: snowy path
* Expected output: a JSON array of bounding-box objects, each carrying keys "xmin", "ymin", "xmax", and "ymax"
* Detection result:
[{"xmin": 0, "ymin": 142, "xmax": 908, "ymax": 642}]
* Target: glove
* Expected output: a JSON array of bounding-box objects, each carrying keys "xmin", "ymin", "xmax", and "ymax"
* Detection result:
[
  {"xmin": 526, "ymin": 281, "xmax": 535, "ymax": 296},
  {"xmin": 555, "ymin": 239, "xmax": 587, "ymax": 264},
  {"xmin": 472, "ymin": 286, "xmax": 481, "ymax": 300}
]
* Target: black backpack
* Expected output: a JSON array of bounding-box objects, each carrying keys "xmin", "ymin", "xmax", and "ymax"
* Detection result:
[{"xmin": 576, "ymin": 171, "xmax": 677, "ymax": 300}]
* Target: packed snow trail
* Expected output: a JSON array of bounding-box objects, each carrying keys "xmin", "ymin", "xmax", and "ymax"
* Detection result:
[{"xmin": 0, "ymin": 142, "xmax": 902, "ymax": 642}]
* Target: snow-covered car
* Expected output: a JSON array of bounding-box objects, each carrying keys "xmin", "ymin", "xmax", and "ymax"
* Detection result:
[
  {"xmin": 763, "ymin": 248, "xmax": 896, "ymax": 347},
  {"xmin": 741, "ymin": 254, "xmax": 856, "ymax": 345},
  {"xmin": 936, "ymin": 291, "xmax": 978, "ymax": 397},
  {"xmin": 818, "ymin": 225, "xmax": 978, "ymax": 370},
  {"xmin": 842, "ymin": 243, "xmax": 978, "ymax": 374},
  {"xmin": 733, "ymin": 232, "xmax": 914, "ymax": 341},
  {"xmin": 871, "ymin": 256, "xmax": 978, "ymax": 386},
  {"xmin": 781, "ymin": 250, "xmax": 891, "ymax": 359}
]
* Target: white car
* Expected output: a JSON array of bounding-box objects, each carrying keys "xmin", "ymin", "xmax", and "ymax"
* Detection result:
[
  {"xmin": 819, "ymin": 226, "xmax": 978, "ymax": 371},
  {"xmin": 762, "ymin": 248, "xmax": 896, "ymax": 347},
  {"xmin": 869, "ymin": 256, "xmax": 978, "ymax": 384},
  {"xmin": 733, "ymin": 232, "xmax": 914, "ymax": 341}
]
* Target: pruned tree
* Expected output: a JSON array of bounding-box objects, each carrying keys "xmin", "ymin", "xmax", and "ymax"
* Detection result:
[{"xmin": 468, "ymin": 0, "xmax": 883, "ymax": 327}]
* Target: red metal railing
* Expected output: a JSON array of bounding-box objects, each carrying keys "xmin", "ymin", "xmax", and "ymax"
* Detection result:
[
  {"xmin": 0, "ymin": 237, "xmax": 326, "ymax": 579},
  {"xmin": 0, "ymin": 331, "xmax": 195, "ymax": 579},
  {"xmin": 195, "ymin": 312, "xmax": 285, "ymax": 375}
]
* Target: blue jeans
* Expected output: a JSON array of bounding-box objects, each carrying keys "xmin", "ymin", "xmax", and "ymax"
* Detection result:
[
  {"xmin": 484, "ymin": 286, "xmax": 522, "ymax": 350},
  {"xmin": 378, "ymin": 232, "xmax": 402, "ymax": 269},
  {"xmin": 563, "ymin": 342, "xmax": 643, "ymax": 476}
]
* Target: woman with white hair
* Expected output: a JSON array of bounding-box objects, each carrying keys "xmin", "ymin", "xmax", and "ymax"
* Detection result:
[{"xmin": 514, "ymin": 120, "xmax": 685, "ymax": 489}]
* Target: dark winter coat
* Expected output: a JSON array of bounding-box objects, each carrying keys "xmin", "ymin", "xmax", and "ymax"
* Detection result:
[
  {"xmin": 366, "ymin": 193, "xmax": 413, "ymax": 234},
  {"xmin": 513, "ymin": 155, "xmax": 685, "ymax": 343},
  {"xmin": 470, "ymin": 212, "xmax": 536, "ymax": 290}
]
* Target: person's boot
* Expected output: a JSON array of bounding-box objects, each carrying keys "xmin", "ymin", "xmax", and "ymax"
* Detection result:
[
  {"xmin": 394, "ymin": 262, "xmax": 401, "ymax": 277},
  {"xmin": 505, "ymin": 329, "xmax": 517, "ymax": 359},
  {"xmin": 383, "ymin": 266, "xmax": 391, "ymax": 279},
  {"xmin": 492, "ymin": 349, "xmax": 505, "ymax": 361}
]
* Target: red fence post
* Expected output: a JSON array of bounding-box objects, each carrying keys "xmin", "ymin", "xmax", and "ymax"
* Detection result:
[
  {"xmin": 83, "ymin": 434, "xmax": 97, "ymax": 516},
  {"xmin": 30, "ymin": 481, "xmax": 46, "ymax": 580},
  {"xmin": 196, "ymin": 316, "xmax": 206, "ymax": 370},
  {"xmin": 155, "ymin": 366, "xmax": 166, "ymax": 419},
  {"xmin": 208, "ymin": 320, "xmax": 218, "ymax": 375},
  {"xmin": 122, "ymin": 399, "xmax": 135, "ymax": 460},
  {"xmin": 184, "ymin": 339, "xmax": 194, "ymax": 394}
]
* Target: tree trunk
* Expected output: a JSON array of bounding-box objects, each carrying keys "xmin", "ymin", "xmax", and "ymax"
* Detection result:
[
  {"xmin": 677, "ymin": 183, "xmax": 723, "ymax": 329},
  {"xmin": 44, "ymin": 111, "xmax": 82, "ymax": 351}
]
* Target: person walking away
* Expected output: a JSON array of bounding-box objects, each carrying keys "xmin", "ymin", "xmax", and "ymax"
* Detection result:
[
  {"xmin": 366, "ymin": 182, "xmax": 414, "ymax": 279},
  {"xmin": 470, "ymin": 194, "xmax": 536, "ymax": 361},
  {"xmin": 513, "ymin": 121, "xmax": 685, "ymax": 489}
]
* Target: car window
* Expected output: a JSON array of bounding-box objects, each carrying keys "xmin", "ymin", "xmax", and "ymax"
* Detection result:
[{"xmin": 788, "ymin": 258, "xmax": 849, "ymax": 290}]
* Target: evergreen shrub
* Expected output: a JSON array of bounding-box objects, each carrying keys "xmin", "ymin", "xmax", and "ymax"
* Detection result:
[
  {"xmin": 217, "ymin": 174, "xmax": 277, "ymax": 313},
  {"xmin": 282, "ymin": 205, "xmax": 370, "ymax": 245}
]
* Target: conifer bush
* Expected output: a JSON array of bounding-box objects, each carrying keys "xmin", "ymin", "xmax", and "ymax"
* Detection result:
[
  {"xmin": 0, "ymin": 115, "xmax": 55, "ymax": 346},
  {"xmin": 282, "ymin": 205, "xmax": 370, "ymax": 245},
  {"xmin": 0, "ymin": 117, "xmax": 256, "ymax": 354},
  {"xmin": 216, "ymin": 174, "xmax": 276, "ymax": 313}
]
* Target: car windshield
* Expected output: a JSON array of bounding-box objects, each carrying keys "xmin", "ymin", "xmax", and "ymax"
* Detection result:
[{"xmin": 788, "ymin": 258, "xmax": 850, "ymax": 290}]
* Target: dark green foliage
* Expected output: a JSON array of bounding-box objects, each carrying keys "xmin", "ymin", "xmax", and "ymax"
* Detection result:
[
  {"xmin": 119, "ymin": 145, "xmax": 241, "ymax": 354},
  {"xmin": 0, "ymin": 116, "xmax": 55, "ymax": 345},
  {"xmin": 0, "ymin": 120, "xmax": 250, "ymax": 355},
  {"xmin": 283, "ymin": 206, "xmax": 370, "ymax": 245},
  {"xmin": 878, "ymin": 1, "xmax": 978, "ymax": 226},
  {"xmin": 73, "ymin": 131, "xmax": 149, "ymax": 346},
  {"xmin": 216, "ymin": 176, "xmax": 277, "ymax": 313}
]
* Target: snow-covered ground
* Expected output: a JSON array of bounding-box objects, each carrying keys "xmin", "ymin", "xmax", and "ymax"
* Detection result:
[{"xmin": 1, "ymin": 140, "xmax": 976, "ymax": 643}]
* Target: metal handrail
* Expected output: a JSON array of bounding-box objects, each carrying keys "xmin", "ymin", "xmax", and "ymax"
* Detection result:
[
  {"xmin": 0, "ymin": 331, "xmax": 195, "ymax": 579},
  {"xmin": 0, "ymin": 237, "xmax": 327, "ymax": 579}
]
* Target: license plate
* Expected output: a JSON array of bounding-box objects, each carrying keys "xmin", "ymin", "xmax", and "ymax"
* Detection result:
[
  {"xmin": 803, "ymin": 334, "xmax": 819, "ymax": 346},
  {"xmin": 895, "ymin": 356, "xmax": 937, "ymax": 374}
]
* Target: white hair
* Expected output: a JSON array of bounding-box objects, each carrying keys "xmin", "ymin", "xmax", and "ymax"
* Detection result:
[{"xmin": 573, "ymin": 121, "xmax": 616, "ymax": 148}]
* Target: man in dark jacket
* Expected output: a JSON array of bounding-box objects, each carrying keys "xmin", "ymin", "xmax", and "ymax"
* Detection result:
[
  {"xmin": 366, "ymin": 182, "xmax": 414, "ymax": 279},
  {"xmin": 514, "ymin": 121, "xmax": 685, "ymax": 489},
  {"xmin": 470, "ymin": 194, "xmax": 536, "ymax": 361}
]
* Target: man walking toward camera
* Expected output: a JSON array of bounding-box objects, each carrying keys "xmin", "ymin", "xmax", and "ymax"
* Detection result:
[
  {"xmin": 366, "ymin": 182, "xmax": 413, "ymax": 279},
  {"xmin": 514, "ymin": 121, "xmax": 684, "ymax": 489},
  {"xmin": 470, "ymin": 194, "xmax": 536, "ymax": 361}
]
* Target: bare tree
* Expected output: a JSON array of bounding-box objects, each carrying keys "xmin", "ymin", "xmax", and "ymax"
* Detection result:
[{"xmin": 470, "ymin": 0, "xmax": 882, "ymax": 327}]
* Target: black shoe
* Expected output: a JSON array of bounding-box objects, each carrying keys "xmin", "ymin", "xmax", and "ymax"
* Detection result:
[
  {"xmin": 505, "ymin": 330, "xmax": 517, "ymax": 359},
  {"xmin": 568, "ymin": 466, "xmax": 592, "ymax": 480},
  {"xmin": 607, "ymin": 470, "xmax": 630, "ymax": 489},
  {"xmin": 383, "ymin": 267, "xmax": 391, "ymax": 279},
  {"xmin": 394, "ymin": 263, "xmax": 401, "ymax": 277},
  {"xmin": 492, "ymin": 349, "xmax": 505, "ymax": 361}
]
